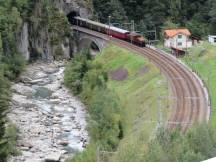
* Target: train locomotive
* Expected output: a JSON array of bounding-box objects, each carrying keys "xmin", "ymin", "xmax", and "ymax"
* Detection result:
[{"xmin": 72, "ymin": 16, "xmax": 146, "ymax": 47}]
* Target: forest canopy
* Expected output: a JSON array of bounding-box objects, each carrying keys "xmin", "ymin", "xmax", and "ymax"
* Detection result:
[{"xmin": 92, "ymin": 0, "xmax": 216, "ymax": 37}]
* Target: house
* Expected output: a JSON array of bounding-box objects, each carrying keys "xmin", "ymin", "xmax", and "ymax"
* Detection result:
[
  {"xmin": 208, "ymin": 35, "xmax": 216, "ymax": 44},
  {"xmin": 164, "ymin": 28, "xmax": 193, "ymax": 49}
]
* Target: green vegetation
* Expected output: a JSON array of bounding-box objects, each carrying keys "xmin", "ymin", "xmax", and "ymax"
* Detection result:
[
  {"xmin": 65, "ymin": 48, "xmax": 122, "ymax": 162},
  {"xmin": 29, "ymin": 0, "xmax": 70, "ymax": 60},
  {"xmin": 0, "ymin": 0, "xmax": 71, "ymax": 160},
  {"xmin": 181, "ymin": 42, "xmax": 216, "ymax": 127},
  {"xmin": 97, "ymin": 45, "xmax": 170, "ymax": 162},
  {"xmin": 125, "ymin": 124, "xmax": 216, "ymax": 162},
  {"xmin": 93, "ymin": 0, "xmax": 216, "ymax": 37},
  {"xmin": 65, "ymin": 45, "xmax": 170, "ymax": 161},
  {"xmin": 0, "ymin": 1, "xmax": 27, "ymax": 160},
  {"xmin": 65, "ymin": 44, "xmax": 216, "ymax": 162}
]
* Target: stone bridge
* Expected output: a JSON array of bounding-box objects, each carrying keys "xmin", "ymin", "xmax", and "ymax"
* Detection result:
[{"xmin": 72, "ymin": 27, "xmax": 108, "ymax": 55}]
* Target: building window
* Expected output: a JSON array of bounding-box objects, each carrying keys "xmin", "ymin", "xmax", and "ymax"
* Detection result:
[
  {"xmin": 178, "ymin": 34, "xmax": 182, "ymax": 39},
  {"xmin": 214, "ymin": 38, "xmax": 216, "ymax": 43},
  {"xmin": 178, "ymin": 42, "xmax": 182, "ymax": 46}
]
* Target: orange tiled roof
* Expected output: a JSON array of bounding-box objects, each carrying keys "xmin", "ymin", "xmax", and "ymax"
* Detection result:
[{"xmin": 164, "ymin": 28, "xmax": 191, "ymax": 38}]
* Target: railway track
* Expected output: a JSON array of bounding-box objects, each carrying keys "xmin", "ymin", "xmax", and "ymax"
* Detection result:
[{"xmin": 72, "ymin": 26, "xmax": 210, "ymax": 132}]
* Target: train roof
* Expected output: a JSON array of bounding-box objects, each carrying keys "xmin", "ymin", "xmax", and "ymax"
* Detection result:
[
  {"xmin": 74, "ymin": 16, "xmax": 129, "ymax": 34},
  {"xmin": 110, "ymin": 26, "xmax": 129, "ymax": 34}
]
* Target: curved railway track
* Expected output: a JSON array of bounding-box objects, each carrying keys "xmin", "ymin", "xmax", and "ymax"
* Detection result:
[{"xmin": 72, "ymin": 26, "xmax": 210, "ymax": 132}]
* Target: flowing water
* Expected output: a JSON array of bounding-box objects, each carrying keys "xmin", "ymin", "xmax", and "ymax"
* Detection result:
[{"xmin": 8, "ymin": 61, "xmax": 88, "ymax": 162}]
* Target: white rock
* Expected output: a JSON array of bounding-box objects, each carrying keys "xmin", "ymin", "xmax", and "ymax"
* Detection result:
[
  {"xmin": 20, "ymin": 75, "xmax": 33, "ymax": 83},
  {"xmin": 32, "ymin": 71, "xmax": 48, "ymax": 80},
  {"xmin": 45, "ymin": 152, "xmax": 62, "ymax": 162},
  {"xmin": 42, "ymin": 66, "xmax": 59, "ymax": 74},
  {"xmin": 12, "ymin": 84, "xmax": 36, "ymax": 96},
  {"xmin": 12, "ymin": 94, "xmax": 36, "ymax": 108}
]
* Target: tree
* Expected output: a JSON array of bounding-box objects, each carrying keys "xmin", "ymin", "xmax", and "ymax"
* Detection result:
[
  {"xmin": 94, "ymin": 0, "xmax": 213, "ymax": 38},
  {"xmin": 209, "ymin": 0, "xmax": 216, "ymax": 34},
  {"xmin": 92, "ymin": 0, "xmax": 127, "ymax": 23}
]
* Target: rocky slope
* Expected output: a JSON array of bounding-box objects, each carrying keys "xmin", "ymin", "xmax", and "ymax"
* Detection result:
[
  {"xmin": 17, "ymin": 0, "xmax": 92, "ymax": 61},
  {"xmin": 8, "ymin": 61, "xmax": 89, "ymax": 162}
]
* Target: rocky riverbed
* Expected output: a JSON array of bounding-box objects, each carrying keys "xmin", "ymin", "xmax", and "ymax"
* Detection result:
[{"xmin": 8, "ymin": 61, "xmax": 89, "ymax": 162}]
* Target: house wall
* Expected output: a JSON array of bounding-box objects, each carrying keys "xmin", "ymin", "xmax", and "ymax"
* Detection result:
[
  {"xmin": 164, "ymin": 34, "xmax": 192, "ymax": 49},
  {"xmin": 209, "ymin": 36, "xmax": 216, "ymax": 44}
]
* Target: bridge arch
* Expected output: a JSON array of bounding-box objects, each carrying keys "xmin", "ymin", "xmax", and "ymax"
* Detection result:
[{"xmin": 78, "ymin": 37, "xmax": 101, "ymax": 56}]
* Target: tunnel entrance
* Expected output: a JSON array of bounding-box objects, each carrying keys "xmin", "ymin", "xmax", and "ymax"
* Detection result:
[{"xmin": 67, "ymin": 11, "xmax": 80, "ymax": 25}]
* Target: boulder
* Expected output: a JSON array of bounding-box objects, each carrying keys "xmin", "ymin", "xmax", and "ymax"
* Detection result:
[
  {"xmin": 19, "ymin": 142, "xmax": 33, "ymax": 149},
  {"xmin": 59, "ymin": 140, "xmax": 69, "ymax": 146},
  {"xmin": 21, "ymin": 146, "xmax": 30, "ymax": 151},
  {"xmin": 20, "ymin": 75, "xmax": 33, "ymax": 84},
  {"xmin": 30, "ymin": 78, "xmax": 52, "ymax": 86},
  {"xmin": 45, "ymin": 152, "xmax": 61, "ymax": 162},
  {"xmin": 12, "ymin": 94, "xmax": 36, "ymax": 108},
  {"xmin": 32, "ymin": 71, "xmax": 48, "ymax": 79},
  {"xmin": 11, "ymin": 84, "xmax": 36, "ymax": 97},
  {"xmin": 42, "ymin": 65, "xmax": 59, "ymax": 74}
]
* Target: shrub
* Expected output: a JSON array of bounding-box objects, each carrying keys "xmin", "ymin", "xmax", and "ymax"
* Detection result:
[
  {"xmin": 64, "ymin": 49, "xmax": 92, "ymax": 95},
  {"xmin": 64, "ymin": 49, "xmax": 123, "ymax": 161},
  {"xmin": 2, "ymin": 53, "xmax": 26, "ymax": 80}
]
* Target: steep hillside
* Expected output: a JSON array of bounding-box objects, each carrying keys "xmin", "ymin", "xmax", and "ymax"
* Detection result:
[
  {"xmin": 16, "ymin": 0, "xmax": 92, "ymax": 61},
  {"xmin": 65, "ymin": 45, "xmax": 170, "ymax": 162}
]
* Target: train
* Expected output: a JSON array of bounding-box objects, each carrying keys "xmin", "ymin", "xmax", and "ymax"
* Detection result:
[{"xmin": 71, "ymin": 16, "xmax": 146, "ymax": 47}]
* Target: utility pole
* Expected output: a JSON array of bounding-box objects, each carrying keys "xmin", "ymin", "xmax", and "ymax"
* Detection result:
[
  {"xmin": 108, "ymin": 16, "xmax": 111, "ymax": 39},
  {"xmin": 131, "ymin": 20, "xmax": 134, "ymax": 44},
  {"xmin": 155, "ymin": 27, "xmax": 157, "ymax": 41},
  {"xmin": 146, "ymin": 28, "xmax": 157, "ymax": 45},
  {"xmin": 157, "ymin": 95, "xmax": 162, "ymax": 128},
  {"xmin": 97, "ymin": 147, "xmax": 100, "ymax": 162}
]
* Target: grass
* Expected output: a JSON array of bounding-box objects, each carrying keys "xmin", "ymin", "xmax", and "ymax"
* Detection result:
[
  {"xmin": 180, "ymin": 42, "xmax": 216, "ymax": 128},
  {"xmin": 94, "ymin": 44, "xmax": 170, "ymax": 161}
]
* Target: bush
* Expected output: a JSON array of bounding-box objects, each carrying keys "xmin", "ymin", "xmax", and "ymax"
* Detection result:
[
  {"xmin": 64, "ymin": 49, "xmax": 123, "ymax": 161},
  {"xmin": 138, "ymin": 124, "xmax": 216, "ymax": 162},
  {"xmin": 2, "ymin": 53, "xmax": 26, "ymax": 80},
  {"xmin": 64, "ymin": 49, "xmax": 92, "ymax": 95},
  {"xmin": 88, "ymin": 88, "xmax": 121, "ymax": 150},
  {"xmin": 66, "ymin": 144, "xmax": 97, "ymax": 162},
  {"xmin": 0, "ymin": 68, "xmax": 11, "ymax": 162}
]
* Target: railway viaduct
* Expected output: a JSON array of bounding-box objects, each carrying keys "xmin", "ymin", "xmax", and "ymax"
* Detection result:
[
  {"xmin": 71, "ymin": 25, "xmax": 210, "ymax": 132},
  {"xmin": 74, "ymin": 29, "xmax": 108, "ymax": 54}
]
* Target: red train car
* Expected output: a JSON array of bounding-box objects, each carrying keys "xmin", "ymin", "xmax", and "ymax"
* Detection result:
[
  {"xmin": 73, "ymin": 16, "xmax": 146, "ymax": 47},
  {"xmin": 109, "ymin": 26, "xmax": 130, "ymax": 39}
]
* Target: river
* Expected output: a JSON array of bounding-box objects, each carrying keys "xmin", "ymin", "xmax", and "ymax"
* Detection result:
[{"xmin": 8, "ymin": 61, "xmax": 89, "ymax": 162}]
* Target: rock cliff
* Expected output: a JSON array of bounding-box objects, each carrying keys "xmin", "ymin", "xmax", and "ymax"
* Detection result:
[{"xmin": 16, "ymin": 0, "xmax": 92, "ymax": 61}]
